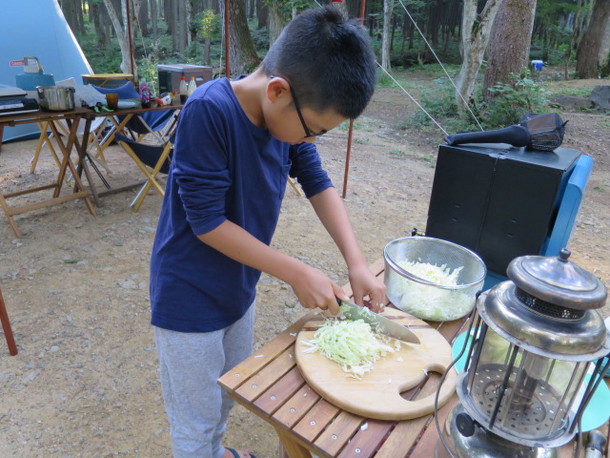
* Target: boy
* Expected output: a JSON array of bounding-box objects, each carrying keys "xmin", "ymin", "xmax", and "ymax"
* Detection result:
[{"xmin": 150, "ymin": 6, "xmax": 385, "ymax": 458}]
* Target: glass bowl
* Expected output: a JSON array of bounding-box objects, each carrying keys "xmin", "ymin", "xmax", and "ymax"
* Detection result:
[{"xmin": 384, "ymin": 236, "xmax": 487, "ymax": 321}]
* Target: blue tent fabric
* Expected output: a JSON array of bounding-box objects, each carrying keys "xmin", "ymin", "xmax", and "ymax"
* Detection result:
[{"xmin": 0, "ymin": 0, "xmax": 92, "ymax": 143}]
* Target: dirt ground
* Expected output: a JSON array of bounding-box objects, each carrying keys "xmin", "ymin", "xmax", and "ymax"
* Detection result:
[{"xmin": 0, "ymin": 76, "xmax": 609, "ymax": 457}]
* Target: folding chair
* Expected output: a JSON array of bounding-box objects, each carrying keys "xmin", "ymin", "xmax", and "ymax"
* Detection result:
[
  {"xmin": 0, "ymin": 287, "xmax": 18, "ymax": 356},
  {"xmin": 115, "ymin": 133, "xmax": 173, "ymax": 211}
]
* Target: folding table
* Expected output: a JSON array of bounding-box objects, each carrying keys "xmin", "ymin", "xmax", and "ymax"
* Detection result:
[{"xmin": 0, "ymin": 109, "xmax": 95, "ymax": 237}]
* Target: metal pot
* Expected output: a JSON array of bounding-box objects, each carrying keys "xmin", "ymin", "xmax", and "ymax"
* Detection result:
[{"xmin": 36, "ymin": 86, "xmax": 75, "ymax": 111}]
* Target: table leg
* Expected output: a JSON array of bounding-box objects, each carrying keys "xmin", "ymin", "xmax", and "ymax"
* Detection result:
[
  {"xmin": 73, "ymin": 117, "xmax": 105, "ymax": 206},
  {"xmin": 32, "ymin": 122, "xmax": 61, "ymax": 173},
  {"xmin": 48, "ymin": 119, "xmax": 96, "ymax": 215},
  {"xmin": 0, "ymin": 287, "xmax": 18, "ymax": 356},
  {"xmin": 0, "ymin": 194, "xmax": 21, "ymax": 238},
  {"xmin": 274, "ymin": 427, "xmax": 312, "ymax": 458}
]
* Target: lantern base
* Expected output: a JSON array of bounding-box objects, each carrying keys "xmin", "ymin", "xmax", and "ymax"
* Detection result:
[{"xmin": 435, "ymin": 404, "xmax": 557, "ymax": 458}]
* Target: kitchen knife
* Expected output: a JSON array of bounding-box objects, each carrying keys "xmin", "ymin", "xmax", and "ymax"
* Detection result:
[{"xmin": 337, "ymin": 299, "xmax": 420, "ymax": 344}]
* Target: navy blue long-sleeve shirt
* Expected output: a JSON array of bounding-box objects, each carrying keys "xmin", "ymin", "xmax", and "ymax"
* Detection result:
[{"xmin": 150, "ymin": 77, "xmax": 333, "ymax": 332}]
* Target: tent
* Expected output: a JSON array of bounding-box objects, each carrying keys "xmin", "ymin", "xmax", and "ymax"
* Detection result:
[{"xmin": 0, "ymin": 0, "xmax": 92, "ymax": 143}]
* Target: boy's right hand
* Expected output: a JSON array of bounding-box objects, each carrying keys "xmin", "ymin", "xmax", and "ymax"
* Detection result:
[{"xmin": 288, "ymin": 264, "xmax": 343, "ymax": 316}]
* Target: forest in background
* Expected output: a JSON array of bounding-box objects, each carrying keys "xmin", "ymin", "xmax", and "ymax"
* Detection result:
[{"xmin": 57, "ymin": 0, "xmax": 610, "ymax": 130}]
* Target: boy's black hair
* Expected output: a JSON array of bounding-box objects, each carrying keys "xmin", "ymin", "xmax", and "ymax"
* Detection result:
[{"xmin": 261, "ymin": 5, "xmax": 376, "ymax": 119}]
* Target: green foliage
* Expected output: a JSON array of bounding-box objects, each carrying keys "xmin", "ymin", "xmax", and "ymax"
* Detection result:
[
  {"xmin": 198, "ymin": 9, "xmax": 216, "ymax": 38},
  {"xmin": 388, "ymin": 150, "xmax": 407, "ymax": 159},
  {"xmin": 401, "ymin": 77, "xmax": 477, "ymax": 133},
  {"xmin": 77, "ymin": 25, "xmax": 122, "ymax": 74},
  {"xmin": 249, "ymin": 18, "xmax": 270, "ymax": 51},
  {"xmin": 482, "ymin": 70, "xmax": 549, "ymax": 128}
]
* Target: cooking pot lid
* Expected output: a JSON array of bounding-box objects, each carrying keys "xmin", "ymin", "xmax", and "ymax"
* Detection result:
[{"xmin": 507, "ymin": 248, "xmax": 607, "ymax": 310}]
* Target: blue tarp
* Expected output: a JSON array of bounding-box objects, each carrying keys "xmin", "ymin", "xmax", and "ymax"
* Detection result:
[{"xmin": 0, "ymin": 0, "xmax": 92, "ymax": 143}]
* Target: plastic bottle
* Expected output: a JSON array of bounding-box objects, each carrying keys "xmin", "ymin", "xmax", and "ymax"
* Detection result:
[
  {"xmin": 139, "ymin": 79, "xmax": 151, "ymax": 108},
  {"xmin": 179, "ymin": 76, "xmax": 188, "ymax": 103},
  {"xmin": 187, "ymin": 77, "xmax": 197, "ymax": 96}
]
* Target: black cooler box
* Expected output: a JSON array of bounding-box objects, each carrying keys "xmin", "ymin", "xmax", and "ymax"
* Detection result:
[
  {"xmin": 425, "ymin": 143, "xmax": 581, "ymax": 276},
  {"xmin": 157, "ymin": 64, "xmax": 213, "ymax": 94}
]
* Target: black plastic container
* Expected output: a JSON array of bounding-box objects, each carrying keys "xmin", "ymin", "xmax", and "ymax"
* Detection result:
[{"xmin": 425, "ymin": 143, "xmax": 581, "ymax": 276}]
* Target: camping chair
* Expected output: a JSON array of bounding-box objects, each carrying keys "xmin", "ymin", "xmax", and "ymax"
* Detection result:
[
  {"xmin": 115, "ymin": 133, "xmax": 173, "ymax": 211},
  {"xmin": 0, "ymin": 286, "xmax": 18, "ymax": 356}
]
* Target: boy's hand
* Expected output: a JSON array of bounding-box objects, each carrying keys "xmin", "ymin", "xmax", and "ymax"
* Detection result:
[
  {"xmin": 288, "ymin": 264, "xmax": 343, "ymax": 316},
  {"xmin": 348, "ymin": 263, "xmax": 387, "ymax": 313}
]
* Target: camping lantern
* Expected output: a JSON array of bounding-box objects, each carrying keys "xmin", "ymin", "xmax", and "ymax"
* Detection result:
[{"xmin": 439, "ymin": 249, "xmax": 609, "ymax": 457}]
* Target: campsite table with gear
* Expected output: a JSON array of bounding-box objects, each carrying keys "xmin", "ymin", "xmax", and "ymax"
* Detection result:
[
  {"xmin": 0, "ymin": 103, "xmax": 180, "ymax": 236},
  {"xmin": 218, "ymin": 259, "xmax": 610, "ymax": 458}
]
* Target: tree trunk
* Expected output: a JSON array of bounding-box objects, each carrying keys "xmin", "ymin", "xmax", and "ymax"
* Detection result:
[
  {"xmin": 61, "ymin": 0, "xmax": 84, "ymax": 34},
  {"xmin": 220, "ymin": 0, "xmax": 260, "ymax": 76},
  {"xmin": 151, "ymin": 0, "xmax": 158, "ymax": 40},
  {"xmin": 185, "ymin": 0, "xmax": 193, "ymax": 49},
  {"xmin": 102, "ymin": 0, "xmax": 137, "ymax": 76},
  {"xmin": 139, "ymin": 0, "xmax": 150, "ymax": 37},
  {"xmin": 575, "ymin": 0, "xmax": 610, "ymax": 78},
  {"xmin": 92, "ymin": 1, "xmax": 109, "ymax": 47},
  {"xmin": 454, "ymin": 0, "xmax": 504, "ymax": 110},
  {"xmin": 483, "ymin": 0, "xmax": 537, "ymax": 99},
  {"xmin": 346, "ymin": 0, "xmax": 362, "ymax": 19},
  {"xmin": 565, "ymin": 0, "xmax": 588, "ymax": 80},
  {"xmin": 599, "ymin": 16, "xmax": 610, "ymax": 68},
  {"xmin": 267, "ymin": 2, "xmax": 285, "ymax": 47},
  {"xmin": 390, "ymin": 12, "xmax": 397, "ymax": 52},
  {"xmin": 381, "ymin": 0, "xmax": 394, "ymax": 71},
  {"xmin": 257, "ymin": 1, "xmax": 268, "ymax": 29}
]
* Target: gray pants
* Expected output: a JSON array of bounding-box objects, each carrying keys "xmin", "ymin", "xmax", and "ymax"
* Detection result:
[{"xmin": 154, "ymin": 303, "xmax": 255, "ymax": 458}]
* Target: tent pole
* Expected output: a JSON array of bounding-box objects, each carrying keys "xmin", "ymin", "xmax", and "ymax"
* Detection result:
[
  {"xmin": 359, "ymin": 0, "xmax": 367, "ymax": 25},
  {"xmin": 341, "ymin": 1, "xmax": 366, "ymax": 198},
  {"xmin": 342, "ymin": 119, "xmax": 354, "ymax": 199},
  {"xmin": 125, "ymin": 0, "xmax": 136, "ymax": 83}
]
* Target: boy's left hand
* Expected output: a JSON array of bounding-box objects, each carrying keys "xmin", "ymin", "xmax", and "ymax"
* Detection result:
[{"xmin": 348, "ymin": 263, "xmax": 387, "ymax": 313}]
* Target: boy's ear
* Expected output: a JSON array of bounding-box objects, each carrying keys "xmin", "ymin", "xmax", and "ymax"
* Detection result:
[{"xmin": 266, "ymin": 77, "xmax": 290, "ymax": 102}]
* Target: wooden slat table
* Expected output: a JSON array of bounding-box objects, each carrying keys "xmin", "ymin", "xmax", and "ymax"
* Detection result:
[{"xmin": 219, "ymin": 259, "xmax": 610, "ymax": 457}]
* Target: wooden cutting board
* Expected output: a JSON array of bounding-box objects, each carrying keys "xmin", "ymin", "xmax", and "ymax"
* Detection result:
[{"xmin": 294, "ymin": 307, "xmax": 457, "ymax": 420}]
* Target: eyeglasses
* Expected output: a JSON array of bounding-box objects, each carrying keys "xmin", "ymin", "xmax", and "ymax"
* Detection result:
[{"xmin": 270, "ymin": 74, "xmax": 327, "ymax": 138}]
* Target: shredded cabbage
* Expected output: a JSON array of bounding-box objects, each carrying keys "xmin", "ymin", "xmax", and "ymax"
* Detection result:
[
  {"xmin": 302, "ymin": 314, "xmax": 401, "ymax": 379},
  {"xmin": 388, "ymin": 260, "xmax": 475, "ymax": 321}
]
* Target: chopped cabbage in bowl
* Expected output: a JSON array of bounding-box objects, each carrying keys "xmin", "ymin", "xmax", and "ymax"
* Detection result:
[{"xmin": 386, "ymin": 260, "xmax": 476, "ymax": 321}]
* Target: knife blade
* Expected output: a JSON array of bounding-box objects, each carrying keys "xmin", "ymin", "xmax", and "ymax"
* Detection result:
[{"xmin": 337, "ymin": 299, "xmax": 420, "ymax": 344}]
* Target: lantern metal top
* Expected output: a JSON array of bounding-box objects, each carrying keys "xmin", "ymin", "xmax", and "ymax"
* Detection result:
[
  {"xmin": 481, "ymin": 283, "xmax": 609, "ymax": 358},
  {"xmin": 480, "ymin": 249, "xmax": 609, "ymax": 358},
  {"xmin": 507, "ymin": 248, "xmax": 607, "ymax": 310}
]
